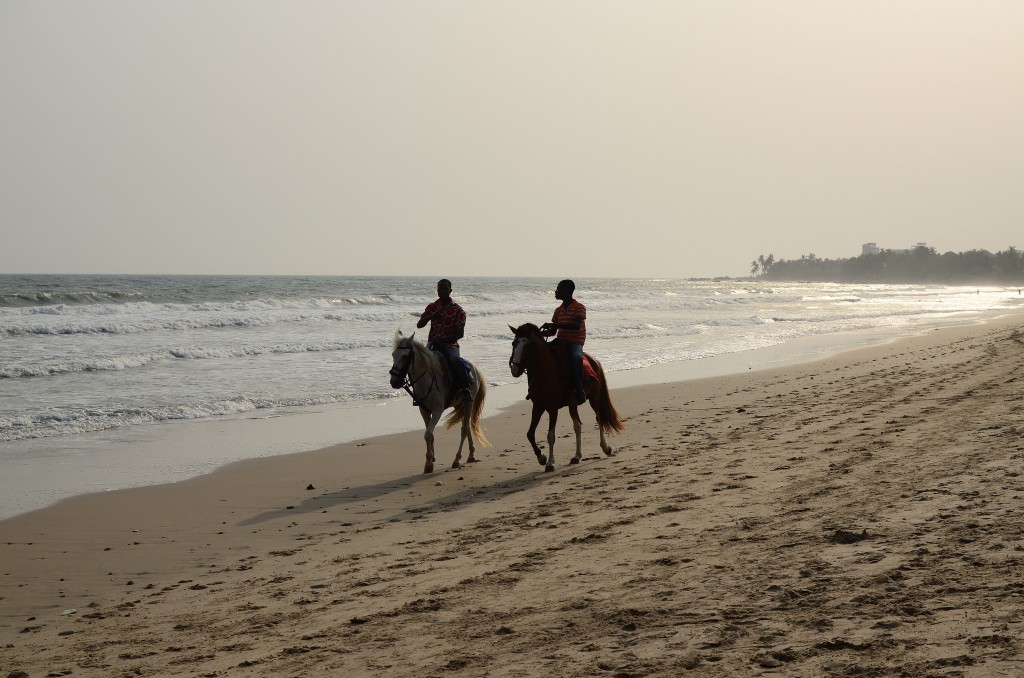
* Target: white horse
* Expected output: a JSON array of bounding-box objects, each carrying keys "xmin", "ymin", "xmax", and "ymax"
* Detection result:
[{"xmin": 389, "ymin": 330, "xmax": 489, "ymax": 473}]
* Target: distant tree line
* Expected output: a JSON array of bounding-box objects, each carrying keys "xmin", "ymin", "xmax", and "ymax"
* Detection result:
[{"xmin": 750, "ymin": 246, "xmax": 1024, "ymax": 284}]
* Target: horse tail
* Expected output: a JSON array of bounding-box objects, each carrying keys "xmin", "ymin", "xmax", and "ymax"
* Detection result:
[
  {"xmin": 442, "ymin": 365, "xmax": 490, "ymax": 447},
  {"xmin": 590, "ymin": 357, "xmax": 625, "ymax": 434},
  {"xmin": 470, "ymin": 368, "xmax": 489, "ymax": 446}
]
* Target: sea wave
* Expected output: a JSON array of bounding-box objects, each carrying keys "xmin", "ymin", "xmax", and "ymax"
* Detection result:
[
  {"xmin": 0, "ymin": 339, "xmax": 392, "ymax": 378},
  {"xmin": 2, "ymin": 275, "xmax": 1017, "ymax": 449},
  {"xmin": 0, "ymin": 299, "xmax": 422, "ymax": 335},
  {"xmin": 0, "ymin": 391, "xmax": 401, "ymax": 442},
  {"xmin": 0, "ymin": 290, "xmax": 149, "ymax": 307}
]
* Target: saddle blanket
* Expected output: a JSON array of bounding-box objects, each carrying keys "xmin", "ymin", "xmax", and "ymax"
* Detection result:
[{"xmin": 551, "ymin": 343, "xmax": 598, "ymax": 382}]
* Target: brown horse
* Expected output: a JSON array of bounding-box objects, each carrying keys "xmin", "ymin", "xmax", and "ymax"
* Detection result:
[
  {"xmin": 508, "ymin": 323, "xmax": 624, "ymax": 471},
  {"xmin": 390, "ymin": 330, "xmax": 489, "ymax": 473}
]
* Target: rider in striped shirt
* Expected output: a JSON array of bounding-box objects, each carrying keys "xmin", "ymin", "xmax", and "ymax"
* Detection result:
[{"xmin": 541, "ymin": 279, "xmax": 587, "ymax": 405}]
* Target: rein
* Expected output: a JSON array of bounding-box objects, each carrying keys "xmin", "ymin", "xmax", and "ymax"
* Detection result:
[
  {"xmin": 508, "ymin": 353, "xmax": 526, "ymax": 374},
  {"xmin": 510, "ymin": 333, "xmax": 542, "ymax": 374},
  {"xmin": 391, "ymin": 344, "xmax": 438, "ymax": 407}
]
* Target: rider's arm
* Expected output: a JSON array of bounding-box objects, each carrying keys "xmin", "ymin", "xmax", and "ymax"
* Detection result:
[
  {"xmin": 541, "ymin": 309, "xmax": 582, "ymax": 335},
  {"xmin": 452, "ymin": 307, "xmax": 466, "ymax": 341},
  {"xmin": 416, "ymin": 302, "xmax": 436, "ymax": 329},
  {"xmin": 548, "ymin": 317, "xmax": 582, "ymax": 331}
]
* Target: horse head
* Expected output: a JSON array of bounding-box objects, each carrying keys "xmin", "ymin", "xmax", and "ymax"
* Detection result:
[
  {"xmin": 508, "ymin": 323, "xmax": 543, "ymax": 378},
  {"xmin": 390, "ymin": 330, "xmax": 416, "ymax": 388}
]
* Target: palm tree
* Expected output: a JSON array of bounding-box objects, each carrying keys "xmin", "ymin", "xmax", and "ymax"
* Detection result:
[{"xmin": 751, "ymin": 254, "xmax": 775, "ymax": 277}]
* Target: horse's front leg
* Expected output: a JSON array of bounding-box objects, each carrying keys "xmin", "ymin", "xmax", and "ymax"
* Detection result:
[
  {"xmin": 421, "ymin": 406, "xmax": 442, "ymax": 473},
  {"xmin": 452, "ymin": 397, "xmax": 473, "ymax": 469},
  {"xmin": 526, "ymin": 404, "xmax": 547, "ymax": 466},
  {"xmin": 568, "ymin": 404, "xmax": 583, "ymax": 465},
  {"xmin": 544, "ymin": 408, "xmax": 559, "ymax": 472}
]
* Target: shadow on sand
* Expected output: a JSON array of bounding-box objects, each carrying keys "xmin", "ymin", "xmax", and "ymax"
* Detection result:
[{"xmin": 236, "ymin": 456, "xmax": 607, "ymax": 527}]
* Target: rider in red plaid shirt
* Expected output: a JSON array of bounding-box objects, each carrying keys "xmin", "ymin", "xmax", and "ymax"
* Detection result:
[{"xmin": 416, "ymin": 279, "xmax": 470, "ymax": 398}]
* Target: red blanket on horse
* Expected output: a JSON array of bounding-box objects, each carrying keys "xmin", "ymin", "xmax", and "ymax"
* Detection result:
[{"xmin": 550, "ymin": 343, "xmax": 598, "ymax": 382}]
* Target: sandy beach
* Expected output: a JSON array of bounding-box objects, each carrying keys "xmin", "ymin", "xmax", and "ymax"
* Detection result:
[{"xmin": 3, "ymin": 314, "xmax": 1024, "ymax": 676}]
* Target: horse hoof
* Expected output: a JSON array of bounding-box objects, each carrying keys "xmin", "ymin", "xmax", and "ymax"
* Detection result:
[
  {"xmin": 537, "ymin": 455, "xmax": 547, "ymax": 466},
  {"xmin": 424, "ymin": 465, "xmax": 434, "ymax": 474},
  {"xmin": 545, "ymin": 464, "xmax": 555, "ymax": 472},
  {"xmin": 451, "ymin": 461, "xmax": 461, "ymax": 469},
  {"xmin": 569, "ymin": 458, "xmax": 580, "ymax": 465}
]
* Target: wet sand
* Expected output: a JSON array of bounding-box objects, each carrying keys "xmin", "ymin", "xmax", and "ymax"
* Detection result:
[{"xmin": 3, "ymin": 314, "xmax": 1024, "ymax": 676}]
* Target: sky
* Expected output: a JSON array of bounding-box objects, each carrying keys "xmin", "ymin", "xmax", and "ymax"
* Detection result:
[{"xmin": 2, "ymin": 2, "xmax": 1022, "ymax": 279}]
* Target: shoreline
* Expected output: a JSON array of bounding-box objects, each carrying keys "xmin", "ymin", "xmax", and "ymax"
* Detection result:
[
  {"xmin": 0, "ymin": 312, "xmax": 999, "ymax": 522},
  {"xmin": 2, "ymin": 312, "xmax": 1024, "ymax": 673}
]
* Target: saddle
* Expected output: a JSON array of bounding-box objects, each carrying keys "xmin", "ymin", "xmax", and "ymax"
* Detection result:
[
  {"xmin": 432, "ymin": 350, "xmax": 474, "ymax": 392},
  {"xmin": 548, "ymin": 343, "xmax": 598, "ymax": 382}
]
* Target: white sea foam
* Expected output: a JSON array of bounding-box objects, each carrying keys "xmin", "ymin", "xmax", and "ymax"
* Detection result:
[{"xmin": 1, "ymin": 275, "xmax": 1020, "ymax": 446}]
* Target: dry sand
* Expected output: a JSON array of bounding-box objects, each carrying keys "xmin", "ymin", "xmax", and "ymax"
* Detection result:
[{"xmin": 3, "ymin": 315, "xmax": 1024, "ymax": 677}]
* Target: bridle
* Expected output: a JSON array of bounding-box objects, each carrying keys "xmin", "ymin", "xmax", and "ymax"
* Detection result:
[
  {"xmin": 509, "ymin": 335, "xmax": 530, "ymax": 374},
  {"xmin": 391, "ymin": 343, "xmax": 437, "ymax": 406}
]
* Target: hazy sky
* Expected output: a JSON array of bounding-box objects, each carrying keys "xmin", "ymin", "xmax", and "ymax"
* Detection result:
[{"xmin": 2, "ymin": 2, "xmax": 1022, "ymax": 278}]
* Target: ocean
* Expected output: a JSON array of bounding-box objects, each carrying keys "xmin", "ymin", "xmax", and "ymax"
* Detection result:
[{"xmin": 1, "ymin": 274, "xmax": 1021, "ymax": 519}]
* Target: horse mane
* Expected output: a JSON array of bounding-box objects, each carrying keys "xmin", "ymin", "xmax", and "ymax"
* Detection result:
[
  {"xmin": 514, "ymin": 323, "xmax": 544, "ymax": 339},
  {"xmin": 394, "ymin": 330, "xmax": 444, "ymax": 377},
  {"xmin": 393, "ymin": 329, "xmax": 422, "ymax": 351}
]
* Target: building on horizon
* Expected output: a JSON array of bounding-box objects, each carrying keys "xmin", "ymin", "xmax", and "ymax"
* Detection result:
[{"xmin": 862, "ymin": 242, "xmax": 929, "ymax": 256}]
